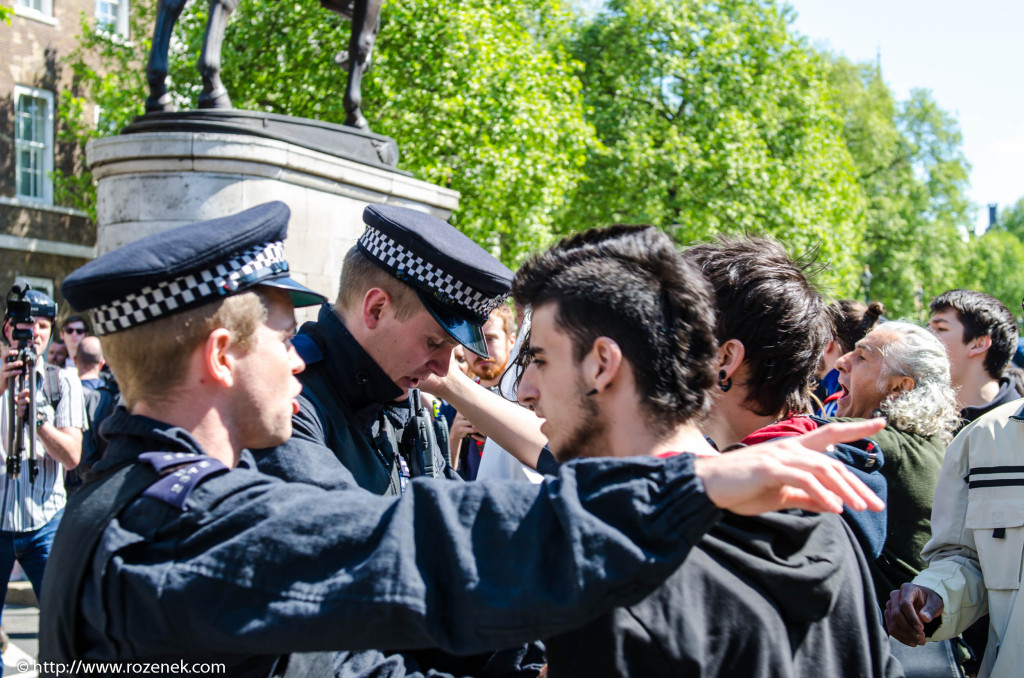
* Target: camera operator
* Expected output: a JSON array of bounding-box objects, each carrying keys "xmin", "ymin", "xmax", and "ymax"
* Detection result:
[{"xmin": 0, "ymin": 283, "xmax": 84, "ymax": 626}]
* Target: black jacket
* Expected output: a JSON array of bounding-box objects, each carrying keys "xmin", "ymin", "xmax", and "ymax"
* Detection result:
[
  {"xmin": 957, "ymin": 374, "xmax": 1021, "ymax": 432},
  {"xmin": 545, "ymin": 510, "xmax": 903, "ymax": 678},
  {"xmin": 253, "ymin": 304, "xmax": 456, "ymax": 495}
]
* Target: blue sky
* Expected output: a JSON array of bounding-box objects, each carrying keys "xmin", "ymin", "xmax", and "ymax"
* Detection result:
[{"xmin": 787, "ymin": 0, "xmax": 1024, "ymax": 232}]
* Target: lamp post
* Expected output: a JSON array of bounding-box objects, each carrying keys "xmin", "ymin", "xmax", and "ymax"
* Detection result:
[{"xmin": 860, "ymin": 265, "xmax": 873, "ymax": 305}]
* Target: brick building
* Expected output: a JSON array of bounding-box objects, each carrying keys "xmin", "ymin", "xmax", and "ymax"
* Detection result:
[{"xmin": 1, "ymin": 0, "xmax": 129, "ymax": 310}]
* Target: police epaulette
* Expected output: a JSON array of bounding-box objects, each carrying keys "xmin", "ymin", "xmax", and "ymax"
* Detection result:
[{"xmin": 138, "ymin": 452, "xmax": 229, "ymax": 511}]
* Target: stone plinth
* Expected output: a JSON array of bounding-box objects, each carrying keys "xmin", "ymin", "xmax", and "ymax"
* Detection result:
[{"xmin": 87, "ymin": 130, "xmax": 460, "ymax": 306}]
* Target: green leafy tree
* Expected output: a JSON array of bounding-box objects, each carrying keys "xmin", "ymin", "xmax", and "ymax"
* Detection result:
[
  {"xmin": 562, "ymin": 0, "xmax": 864, "ymax": 290},
  {"xmin": 56, "ymin": 0, "xmax": 592, "ymax": 264},
  {"xmin": 957, "ymin": 228, "xmax": 1024, "ymax": 318},
  {"xmin": 993, "ymin": 196, "xmax": 1024, "ymax": 243},
  {"xmin": 824, "ymin": 57, "xmax": 972, "ymax": 316}
]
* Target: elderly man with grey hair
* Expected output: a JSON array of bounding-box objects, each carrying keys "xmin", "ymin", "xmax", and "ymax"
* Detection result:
[{"xmin": 832, "ymin": 320, "xmax": 959, "ymax": 606}]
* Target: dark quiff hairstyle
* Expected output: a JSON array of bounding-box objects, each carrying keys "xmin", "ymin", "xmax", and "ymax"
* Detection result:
[
  {"xmin": 683, "ymin": 236, "xmax": 828, "ymax": 417},
  {"xmin": 512, "ymin": 225, "xmax": 719, "ymax": 435},
  {"xmin": 930, "ymin": 289, "xmax": 1018, "ymax": 379},
  {"xmin": 828, "ymin": 299, "xmax": 885, "ymax": 354}
]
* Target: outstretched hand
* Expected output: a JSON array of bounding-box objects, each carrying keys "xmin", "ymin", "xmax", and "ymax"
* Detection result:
[
  {"xmin": 885, "ymin": 583, "xmax": 945, "ymax": 646},
  {"xmin": 694, "ymin": 418, "xmax": 887, "ymax": 515}
]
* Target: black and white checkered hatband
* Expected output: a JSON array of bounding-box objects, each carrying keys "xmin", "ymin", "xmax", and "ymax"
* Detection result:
[
  {"xmin": 90, "ymin": 241, "xmax": 287, "ymax": 335},
  {"xmin": 358, "ymin": 226, "xmax": 505, "ymax": 323}
]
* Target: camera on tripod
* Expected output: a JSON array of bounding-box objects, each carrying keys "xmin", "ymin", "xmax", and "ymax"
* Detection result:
[
  {"xmin": 6, "ymin": 281, "xmax": 41, "ymax": 366},
  {"xmin": 3, "ymin": 280, "xmax": 57, "ymax": 481}
]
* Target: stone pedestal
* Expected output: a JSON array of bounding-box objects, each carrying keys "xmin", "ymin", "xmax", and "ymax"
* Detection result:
[{"xmin": 87, "ymin": 129, "xmax": 460, "ymax": 307}]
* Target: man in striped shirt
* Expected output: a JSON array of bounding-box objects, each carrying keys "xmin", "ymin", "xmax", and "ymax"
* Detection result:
[{"xmin": 0, "ymin": 286, "xmax": 84, "ymax": 623}]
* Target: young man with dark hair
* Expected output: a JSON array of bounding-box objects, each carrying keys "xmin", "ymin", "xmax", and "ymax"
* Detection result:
[
  {"xmin": 41, "ymin": 203, "xmax": 885, "ymax": 672},
  {"xmin": 683, "ymin": 236, "xmax": 829, "ymax": 436},
  {"xmin": 928, "ymin": 289, "xmax": 1021, "ymax": 426},
  {"xmin": 508, "ymin": 225, "xmax": 898, "ymax": 676}
]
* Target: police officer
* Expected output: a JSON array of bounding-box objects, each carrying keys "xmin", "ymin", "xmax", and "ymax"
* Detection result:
[
  {"xmin": 39, "ymin": 201, "xmax": 884, "ymax": 673},
  {"xmin": 253, "ymin": 204, "xmax": 511, "ymax": 495}
]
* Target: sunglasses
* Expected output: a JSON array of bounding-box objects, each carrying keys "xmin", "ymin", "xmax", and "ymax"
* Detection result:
[{"xmin": 63, "ymin": 326, "xmax": 87, "ymax": 335}]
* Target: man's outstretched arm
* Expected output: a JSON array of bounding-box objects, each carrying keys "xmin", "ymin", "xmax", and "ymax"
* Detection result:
[
  {"xmin": 425, "ymin": 365, "xmax": 548, "ymax": 469},
  {"xmin": 104, "ymin": 419, "xmax": 886, "ymax": 657},
  {"xmin": 696, "ymin": 418, "xmax": 887, "ymax": 515}
]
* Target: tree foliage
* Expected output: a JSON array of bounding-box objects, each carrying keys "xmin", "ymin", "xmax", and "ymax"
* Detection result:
[
  {"xmin": 993, "ymin": 197, "xmax": 1024, "ymax": 243},
  {"xmin": 562, "ymin": 0, "xmax": 864, "ymax": 290},
  {"xmin": 958, "ymin": 229, "xmax": 1024, "ymax": 317},
  {"xmin": 824, "ymin": 57, "xmax": 973, "ymax": 317},
  {"xmin": 54, "ymin": 0, "xmax": 996, "ymax": 310},
  {"xmin": 56, "ymin": 0, "xmax": 592, "ymax": 264}
]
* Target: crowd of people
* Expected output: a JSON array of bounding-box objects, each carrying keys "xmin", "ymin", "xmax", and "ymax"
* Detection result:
[{"xmin": 0, "ymin": 201, "xmax": 1018, "ymax": 677}]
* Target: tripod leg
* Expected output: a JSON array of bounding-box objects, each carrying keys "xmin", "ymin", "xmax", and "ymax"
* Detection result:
[
  {"xmin": 5, "ymin": 375, "xmax": 15, "ymax": 477},
  {"xmin": 27, "ymin": 374, "xmax": 36, "ymax": 482}
]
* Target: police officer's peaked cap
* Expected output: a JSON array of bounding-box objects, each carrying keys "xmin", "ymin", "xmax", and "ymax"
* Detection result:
[
  {"xmin": 62, "ymin": 202, "xmax": 326, "ymax": 335},
  {"xmin": 357, "ymin": 204, "xmax": 513, "ymax": 357}
]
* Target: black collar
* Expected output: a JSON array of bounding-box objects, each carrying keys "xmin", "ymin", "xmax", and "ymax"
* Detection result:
[
  {"xmin": 300, "ymin": 304, "xmax": 403, "ymax": 414},
  {"xmin": 93, "ymin": 408, "xmax": 257, "ymax": 474}
]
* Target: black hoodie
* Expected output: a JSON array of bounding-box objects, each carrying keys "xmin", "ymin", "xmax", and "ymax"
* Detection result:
[{"xmin": 544, "ymin": 510, "xmax": 903, "ymax": 677}]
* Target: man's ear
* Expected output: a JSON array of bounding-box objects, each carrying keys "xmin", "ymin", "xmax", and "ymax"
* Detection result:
[
  {"xmin": 583, "ymin": 336, "xmax": 623, "ymax": 393},
  {"xmin": 824, "ymin": 339, "xmax": 843, "ymax": 361},
  {"xmin": 361, "ymin": 288, "xmax": 391, "ymax": 331},
  {"xmin": 717, "ymin": 339, "xmax": 745, "ymax": 379},
  {"xmin": 201, "ymin": 328, "xmax": 236, "ymax": 388},
  {"xmin": 967, "ymin": 334, "xmax": 993, "ymax": 359},
  {"xmin": 888, "ymin": 375, "xmax": 915, "ymax": 395}
]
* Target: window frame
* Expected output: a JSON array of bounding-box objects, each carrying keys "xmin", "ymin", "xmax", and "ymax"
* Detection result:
[
  {"xmin": 13, "ymin": 0, "xmax": 55, "ymax": 22},
  {"xmin": 94, "ymin": 0, "xmax": 130, "ymax": 37},
  {"xmin": 13, "ymin": 85, "xmax": 55, "ymax": 206}
]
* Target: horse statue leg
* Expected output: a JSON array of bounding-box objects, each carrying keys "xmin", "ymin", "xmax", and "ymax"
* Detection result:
[
  {"xmin": 197, "ymin": 0, "xmax": 241, "ymax": 109},
  {"xmin": 343, "ymin": 0, "xmax": 384, "ymax": 129},
  {"xmin": 145, "ymin": 0, "xmax": 190, "ymax": 112}
]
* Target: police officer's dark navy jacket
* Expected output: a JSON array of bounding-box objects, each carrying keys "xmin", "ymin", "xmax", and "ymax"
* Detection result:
[
  {"xmin": 253, "ymin": 304, "xmax": 457, "ymax": 495},
  {"xmin": 40, "ymin": 407, "xmax": 721, "ymax": 672}
]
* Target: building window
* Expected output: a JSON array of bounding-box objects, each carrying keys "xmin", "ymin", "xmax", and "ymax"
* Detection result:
[
  {"xmin": 95, "ymin": 0, "xmax": 129, "ymax": 36},
  {"xmin": 14, "ymin": 0, "xmax": 53, "ymax": 19},
  {"xmin": 14, "ymin": 86, "xmax": 55, "ymax": 205}
]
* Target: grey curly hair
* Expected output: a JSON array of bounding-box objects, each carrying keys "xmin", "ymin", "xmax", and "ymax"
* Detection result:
[{"xmin": 873, "ymin": 321, "xmax": 960, "ymax": 443}]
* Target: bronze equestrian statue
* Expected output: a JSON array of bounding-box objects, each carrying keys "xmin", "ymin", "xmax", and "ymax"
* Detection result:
[{"xmin": 145, "ymin": 0, "xmax": 383, "ymax": 129}]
